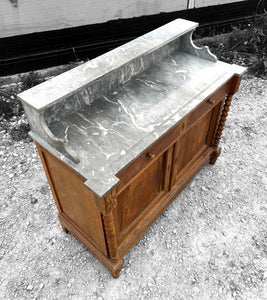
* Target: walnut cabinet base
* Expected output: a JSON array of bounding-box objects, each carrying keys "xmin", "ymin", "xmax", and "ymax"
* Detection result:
[{"xmin": 36, "ymin": 76, "xmax": 242, "ymax": 278}]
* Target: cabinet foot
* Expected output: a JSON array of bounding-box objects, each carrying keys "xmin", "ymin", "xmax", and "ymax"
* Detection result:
[
  {"xmin": 62, "ymin": 227, "xmax": 69, "ymax": 234},
  {"xmin": 59, "ymin": 219, "xmax": 69, "ymax": 233},
  {"xmin": 210, "ymin": 147, "xmax": 221, "ymax": 165},
  {"xmin": 107, "ymin": 259, "xmax": 123, "ymax": 278}
]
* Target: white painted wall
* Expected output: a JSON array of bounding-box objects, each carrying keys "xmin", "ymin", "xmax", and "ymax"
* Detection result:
[
  {"xmin": 0, "ymin": 0, "xmax": 248, "ymax": 38},
  {"xmin": 0, "ymin": 0, "xmax": 188, "ymax": 38},
  {"xmin": 194, "ymin": 0, "xmax": 246, "ymax": 8}
]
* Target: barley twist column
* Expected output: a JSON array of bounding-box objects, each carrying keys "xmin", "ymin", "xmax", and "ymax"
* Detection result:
[{"xmin": 210, "ymin": 76, "xmax": 241, "ymax": 164}]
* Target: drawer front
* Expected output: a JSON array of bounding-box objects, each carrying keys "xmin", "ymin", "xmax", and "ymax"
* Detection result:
[{"xmin": 186, "ymin": 85, "xmax": 227, "ymax": 130}]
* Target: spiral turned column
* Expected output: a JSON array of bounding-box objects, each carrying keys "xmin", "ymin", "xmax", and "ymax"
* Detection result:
[
  {"xmin": 210, "ymin": 75, "xmax": 242, "ymax": 165},
  {"xmin": 214, "ymin": 94, "xmax": 233, "ymax": 148},
  {"xmin": 210, "ymin": 93, "xmax": 233, "ymax": 165}
]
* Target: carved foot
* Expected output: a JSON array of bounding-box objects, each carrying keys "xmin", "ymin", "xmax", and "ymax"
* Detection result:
[
  {"xmin": 109, "ymin": 259, "xmax": 123, "ymax": 279},
  {"xmin": 210, "ymin": 147, "xmax": 221, "ymax": 165}
]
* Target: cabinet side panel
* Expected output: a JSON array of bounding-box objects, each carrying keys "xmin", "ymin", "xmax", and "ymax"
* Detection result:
[{"xmin": 39, "ymin": 147, "xmax": 108, "ymax": 256}]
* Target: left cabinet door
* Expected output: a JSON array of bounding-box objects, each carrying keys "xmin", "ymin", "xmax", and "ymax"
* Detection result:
[{"xmin": 114, "ymin": 146, "xmax": 173, "ymax": 249}]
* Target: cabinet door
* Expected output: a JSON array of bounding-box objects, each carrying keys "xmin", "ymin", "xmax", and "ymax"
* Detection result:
[
  {"xmin": 170, "ymin": 103, "xmax": 220, "ymax": 187},
  {"xmin": 114, "ymin": 147, "xmax": 173, "ymax": 243}
]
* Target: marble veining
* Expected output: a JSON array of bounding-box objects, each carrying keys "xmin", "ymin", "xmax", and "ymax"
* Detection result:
[{"xmin": 18, "ymin": 18, "xmax": 246, "ymax": 199}]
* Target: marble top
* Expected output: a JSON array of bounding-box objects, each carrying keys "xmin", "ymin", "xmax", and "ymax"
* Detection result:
[{"xmin": 18, "ymin": 18, "xmax": 246, "ymax": 199}]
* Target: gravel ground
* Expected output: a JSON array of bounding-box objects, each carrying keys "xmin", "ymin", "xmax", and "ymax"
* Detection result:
[{"xmin": 0, "ymin": 75, "xmax": 266, "ymax": 299}]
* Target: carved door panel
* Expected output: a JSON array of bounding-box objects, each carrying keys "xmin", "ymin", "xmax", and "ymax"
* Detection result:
[
  {"xmin": 170, "ymin": 101, "xmax": 222, "ymax": 187},
  {"xmin": 114, "ymin": 147, "xmax": 173, "ymax": 244}
]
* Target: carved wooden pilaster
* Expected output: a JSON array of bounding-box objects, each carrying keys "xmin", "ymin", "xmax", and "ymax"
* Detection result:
[
  {"xmin": 102, "ymin": 213, "xmax": 119, "ymax": 263},
  {"xmin": 210, "ymin": 76, "xmax": 242, "ymax": 164},
  {"xmin": 104, "ymin": 190, "xmax": 117, "ymax": 214},
  {"xmin": 93, "ymin": 189, "xmax": 122, "ymax": 276},
  {"xmin": 100, "ymin": 189, "xmax": 120, "ymax": 264}
]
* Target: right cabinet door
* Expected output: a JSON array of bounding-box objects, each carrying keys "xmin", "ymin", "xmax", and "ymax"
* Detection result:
[{"xmin": 170, "ymin": 101, "xmax": 222, "ymax": 187}]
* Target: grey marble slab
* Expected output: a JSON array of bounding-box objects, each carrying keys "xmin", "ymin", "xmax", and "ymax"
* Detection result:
[
  {"xmin": 18, "ymin": 18, "xmax": 246, "ymax": 199},
  {"xmin": 44, "ymin": 52, "xmax": 245, "ymax": 198}
]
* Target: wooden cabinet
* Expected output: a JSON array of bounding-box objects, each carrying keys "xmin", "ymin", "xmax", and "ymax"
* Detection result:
[
  {"xmin": 36, "ymin": 75, "xmax": 242, "ymax": 278},
  {"xmin": 19, "ymin": 18, "xmax": 246, "ymax": 279}
]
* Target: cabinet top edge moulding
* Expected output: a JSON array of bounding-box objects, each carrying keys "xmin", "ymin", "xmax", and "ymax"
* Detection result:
[{"xmin": 18, "ymin": 18, "xmax": 246, "ymax": 199}]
